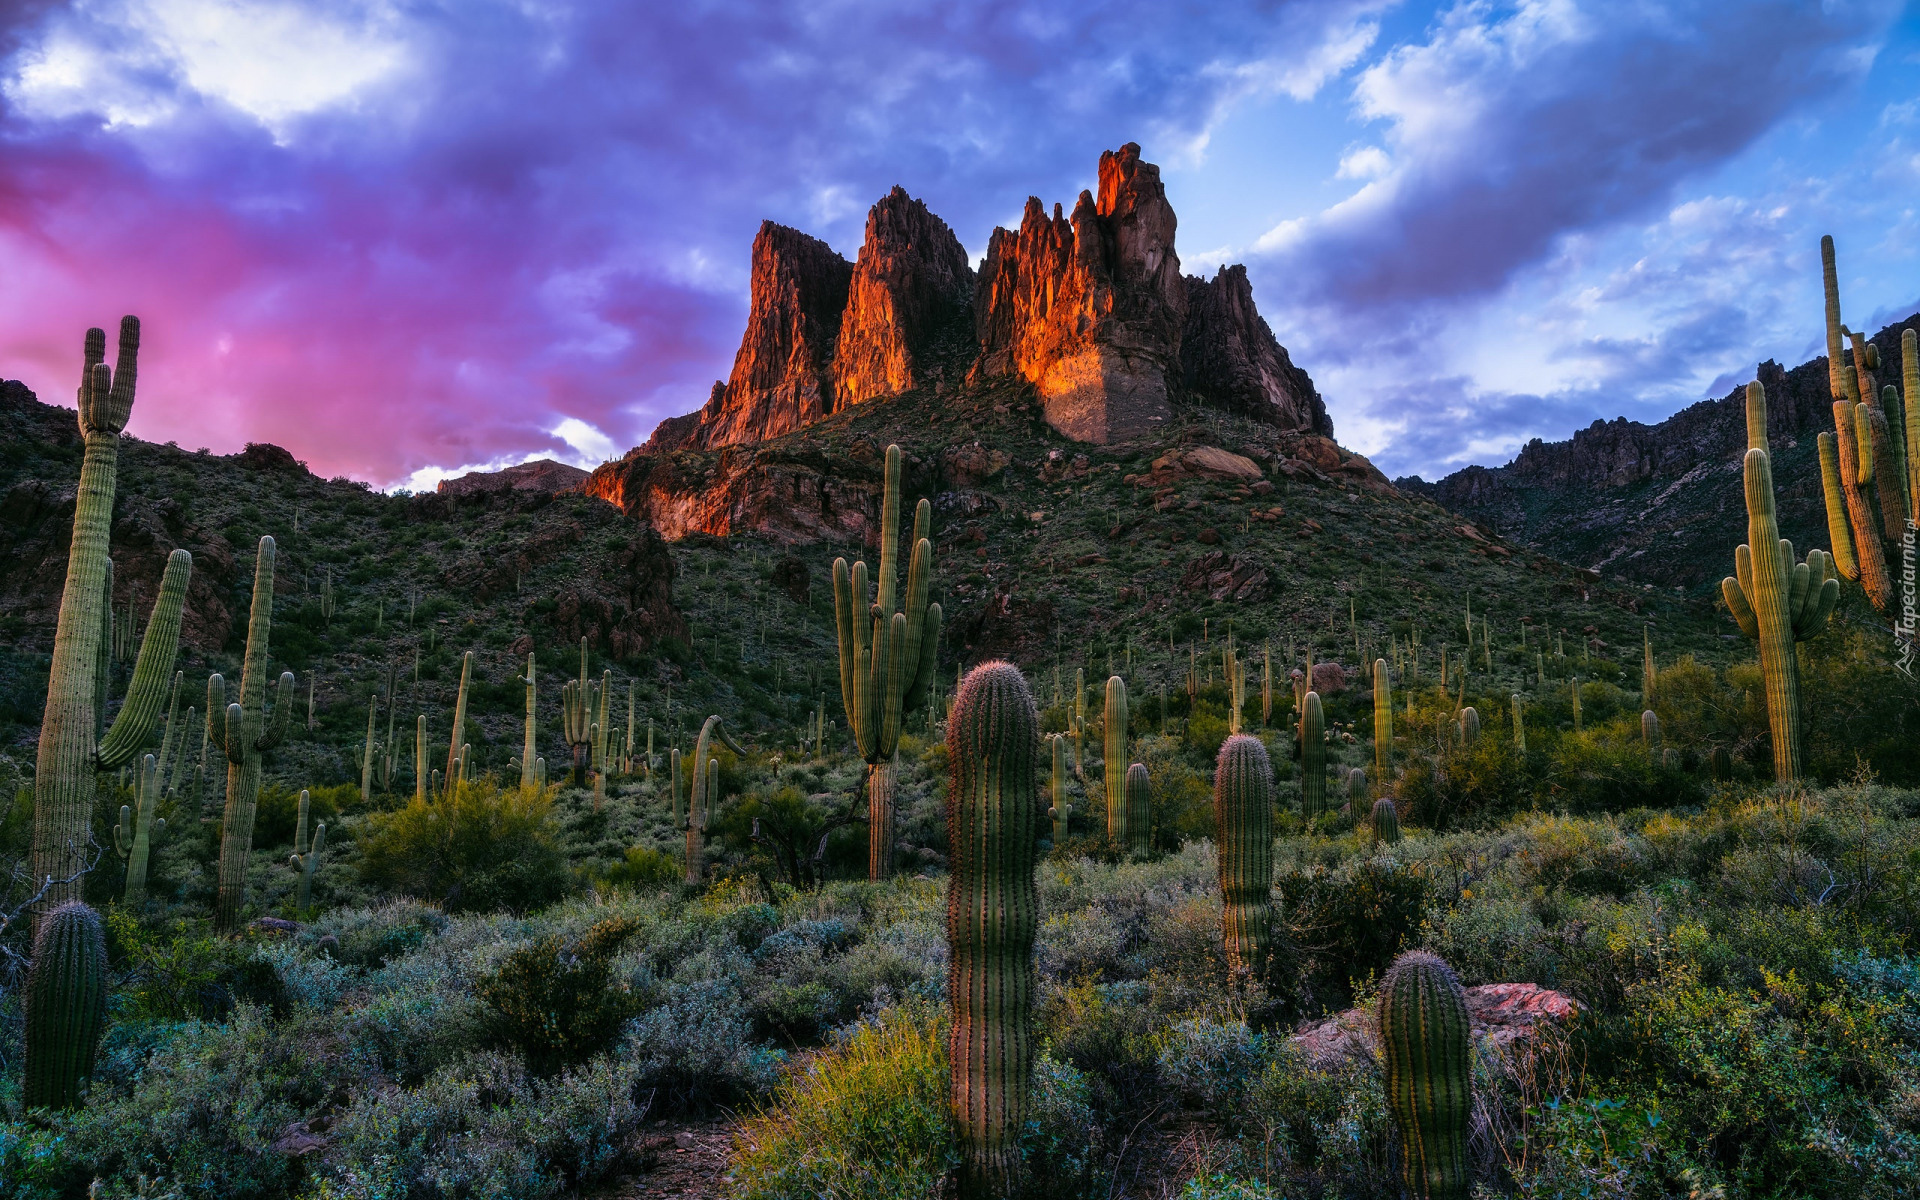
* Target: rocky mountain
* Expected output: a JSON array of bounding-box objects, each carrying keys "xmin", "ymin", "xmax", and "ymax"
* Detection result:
[
  {"xmin": 437, "ymin": 459, "xmax": 588, "ymax": 497},
  {"xmin": 1402, "ymin": 314, "xmax": 1920, "ymax": 590},
  {"xmin": 651, "ymin": 143, "xmax": 1329, "ymax": 454}
]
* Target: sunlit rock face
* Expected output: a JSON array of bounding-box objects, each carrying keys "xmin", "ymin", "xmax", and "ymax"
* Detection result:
[
  {"xmin": 689, "ymin": 222, "xmax": 853, "ymax": 451},
  {"xmin": 638, "ymin": 142, "xmax": 1330, "ymax": 453},
  {"xmin": 831, "ymin": 186, "xmax": 973, "ymax": 410},
  {"xmin": 970, "ymin": 143, "xmax": 1188, "ymax": 443}
]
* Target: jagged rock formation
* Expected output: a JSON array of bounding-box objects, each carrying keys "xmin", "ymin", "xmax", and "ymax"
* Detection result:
[
  {"xmin": 970, "ymin": 143, "xmax": 1191, "ymax": 443},
  {"xmin": 438, "ymin": 459, "xmax": 588, "ymax": 497},
  {"xmin": 1403, "ymin": 314, "xmax": 1920, "ymax": 588},
  {"xmin": 640, "ymin": 144, "xmax": 1329, "ymax": 454},
  {"xmin": 1182, "ymin": 266, "xmax": 1331, "ymax": 436},
  {"xmin": 689, "ymin": 223, "xmax": 854, "ymax": 450},
  {"xmin": 832, "ymin": 187, "xmax": 973, "ymax": 409}
]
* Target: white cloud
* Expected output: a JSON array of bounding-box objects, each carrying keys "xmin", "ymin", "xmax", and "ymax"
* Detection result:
[
  {"xmin": 1335, "ymin": 145, "xmax": 1390, "ymax": 180},
  {"xmin": 550, "ymin": 416, "xmax": 619, "ymax": 465},
  {"xmin": 4, "ymin": 0, "xmax": 412, "ymax": 138}
]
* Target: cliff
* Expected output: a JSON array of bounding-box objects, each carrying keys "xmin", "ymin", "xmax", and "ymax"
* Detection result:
[{"xmin": 640, "ymin": 143, "xmax": 1328, "ymax": 453}]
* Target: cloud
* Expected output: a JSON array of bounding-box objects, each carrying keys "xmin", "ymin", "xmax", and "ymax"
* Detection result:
[{"xmin": 0, "ymin": 0, "xmax": 1395, "ymax": 485}]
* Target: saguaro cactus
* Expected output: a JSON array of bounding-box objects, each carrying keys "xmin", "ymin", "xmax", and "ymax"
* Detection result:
[
  {"xmin": 32, "ymin": 318, "xmax": 194, "ymax": 914},
  {"xmin": 668, "ymin": 746, "xmax": 683, "ymax": 826},
  {"xmin": 1642, "ymin": 710, "xmax": 1661, "ymax": 758},
  {"xmin": 561, "ymin": 638, "xmax": 592, "ymax": 786},
  {"xmin": 1373, "ymin": 658, "xmax": 1392, "ymax": 781},
  {"xmin": 445, "ymin": 650, "xmax": 473, "ymax": 795},
  {"xmin": 1124, "ymin": 762, "xmax": 1151, "ymax": 855},
  {"xmin": 211, "ymin": 538, "xmax": 296, "ymax": 933},
  {"xmin": 114, "ymin": 753, "xmax": 167, "ymax": 905},
  {"xmin": 1047, "ymin": 734, "xmax": 1071, "ymax": 843},
  {"xmin": 1511, "ymin": 693, "xmax": 1526, "ymax": 754},
  {"xmin": 1372, "ymin": 796, "xmax": 1401, "ymax": 845},
  {"xmin": 833, "ymin": 445, "xmax": 941, "ymax": 880},
  {"xmin": 290, "ymin": 793, "xmax": 326, "ymax": 911},
  {"xmin": 1378, "ymin": 950, "xmax": 1473, "ymax": 1200},
  {"xmin": 1816, "ymin": 236, "xmax": 1899, "ymax": 615},
  {"xmin": 945, "ymin": 662, "xmax": 1039, "ymax": 1200},
  {"xmin": 360, "ymin": 699, "xmax": 378, "ymax": 805},
  {"xmin": 682, "ymin": 716, "xmax": 743, "ymax": 885},
  {"xmin": 413, "ymin": 714, "xmax": 428, "ymax": 804},
  {"xmin": 23, "ymin": 900, "xmax": 108, "ymax": 1109},
  {"xmin": 1103, "ymin": 676, "xmax": 1129, "ymax": 844},
  {"xmin": 514, "ymin": 652, "xmax": 537, "ymax": 789},
  {"xmin": 1299, "ymin": 691, "xmax": 1326, "ymax": 818},
  {"xmin": 1347, "ymin": 767, "xmax": 1368, "ymax": 809},
  {"xmin": 1214, "ymin": 733, "xmax": 1274, "ymax": 980},
  {"xmin": 1458, "ymin": 707, "xmax": 1480, "ymax": 746},
  {"xmin": 1722, "ymin": 382, "xmax": 1839, "ymax": 781}
]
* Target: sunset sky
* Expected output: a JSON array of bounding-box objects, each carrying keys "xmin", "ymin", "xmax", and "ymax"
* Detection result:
[{"xmin": 0, "ymin": 1, "xmax": 1915, "ymax": 490}]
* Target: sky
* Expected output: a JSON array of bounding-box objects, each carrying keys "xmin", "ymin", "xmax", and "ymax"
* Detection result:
[{"xmin": 0, "ymin": 0, "xmax": 1915, "ymax": 490}]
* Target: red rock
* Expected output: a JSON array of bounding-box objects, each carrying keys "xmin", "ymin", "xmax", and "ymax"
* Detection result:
[
  {"xmin": 970, "ymin": 143, "xmax": 1187, "ymax": 443},
  {"xmin": 688, "ymin": 222, "xmax": 854, "ymax": 449},
  {"xmin": 1180, "ymin": 549, "xmax": 1269, "ymax": 601},
  {"xmin": 1291, "ymin": 982, "xmax": 1582, "ymax": 1068},
  {"xmin": 832, "ymin": 187, "xmax": 972, "ymax": 409},
  {"xmin": 1181, "ymin": 264, "xmax": 1330, "ymax": 435}
]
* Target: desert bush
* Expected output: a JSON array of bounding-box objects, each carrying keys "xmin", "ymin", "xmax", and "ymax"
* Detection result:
[
  {"xmin": 474, "ymin": 915, "xmax": 644, "ymax": 1075},
  {"xmin": 1278, "ymin": 855, "xmax": 1433, "ymax": 1011},
  {"xmin": 356, "ymin": 780, "xmax": 571, "ymax": 913},
  {"xmin": 731, "ymin": 1008, "xmax": 957, "ymax": 1200}
]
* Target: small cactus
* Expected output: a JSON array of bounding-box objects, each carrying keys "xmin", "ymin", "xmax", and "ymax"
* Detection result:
[
  {"xmin": 1299, "ymin": 691, "xmax": 1326, "ymax": 818},
  {"xmin": 1642, "ymin": 709, "xmax": 1661, "ymax": 758},
  {"xmin": 1510, "ymin": 693, "xmax": 1525, "ymax": 754},
  {"xmin": 1103, "ymin": 675, "xmax": 1129, "ymax": 845},
  {"xmin": 289, "ymin": 807, "xmax": 326, "ymax": 912},
  {"xmin": 946, "ymin": 662, "xmax": 1039, "ymax": 1200},
  {"xmin": 23, "ymin": 901, "xmax": 109, "ymax": 1109},
  {"xmin": 1214, "ymin": 733, "xmax": 1274, "ymax": 980},
  {"xmin": 1346, "ymin": 766, "xmax": 1368, "ymax": 809},
  {"xmin": 1124, "ymin": 762, "xmax": 1151, "ymax": 855},
  {"xmin": 1458, "ymin": 706, "xmax": 1479, "ymax": 746},
  {"xmin": 1378, "ymin": 950, "xmax": 1473, "ymax": 1200},
  {"xmin": 1372, "ymin": 796, "xmax": 1401, "ymax": 844},
  {"xmin": 211, "ymin": 537, "xmax": 295, "ymax": 933},
  {"xmin": 1047, "ymin": 734, "xmax": 1071, "ymax": 844},
  {"xmin": 113, "ymin": 753, "xmax": 167, "ymax": 905}
]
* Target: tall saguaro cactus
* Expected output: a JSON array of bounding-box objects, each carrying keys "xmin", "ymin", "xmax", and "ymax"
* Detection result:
[
  {"xmin": 32, "ymin": 318, "xmax": 194, "ymax": 915},
  {"xmin": 1103, "ymin": 675, "xmax": 1129, "ymax": 845},
  {"xmin": 211, "ymin": 537, "xmax": 296, "ymax": 932},
  {"xmin": 1299, "ymin": 691, "xmax": 1326, "ymax": 818},
  {"xmin": 517, "ymin": 652, "xmax": 538, "ymax": 789},
  {"xmin": 1722, "ymin": 382, "xmax": 1839, "ymax": 781},
  {"xmin": 682, "ymin": 715, "xmax": 744, "ymax": 885},
  {"xmin": 1214, "ymin": 733, "xmax": 1274, "ymax": 980},
  {"xmin": 945, "ymin": 662, "xmax": 1039, "ymax": 1200},
  {"xmin": 562, "ymin": 638, "xmax": 592, "ymax": 786},
  {"xmin": 1379, "ymin": 950, "xmax": 1474, "ymax": 1200},
  {"xmin": 445, "ymin": 650, "xmax": 473, "ymax": 795},
  {"xmin": 113, "ymin": 753, "xmax": 167, "ymax": 905},
  {"xmin": 833, "ymin": 445, "xmax": 941, "ymax": 880},
  {"xmin": 1373, "ymin": 658, "xmax": 1392, "ymax": 781},
  {"xmin": 1817, "ymin": 236, "xmax": 1899, "ymax": 616},
  {"xmin": 23, "ymin": 901, "xmax": 109, "ymax": 1109},
  {"xmin": 1047, "ymin": 734, "xmax": 1071, "ymax": 844}
]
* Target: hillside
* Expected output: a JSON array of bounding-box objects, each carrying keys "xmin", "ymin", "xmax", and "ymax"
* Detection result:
[{"xmin": 1403, "ymin": 313, "xmax": 1920, "ymax": 592}]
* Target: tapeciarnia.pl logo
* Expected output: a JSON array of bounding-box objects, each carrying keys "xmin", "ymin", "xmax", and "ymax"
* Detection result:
[{"xmin": 1899, "ymin": 520, "xmax": 1917, "ymax": 679}]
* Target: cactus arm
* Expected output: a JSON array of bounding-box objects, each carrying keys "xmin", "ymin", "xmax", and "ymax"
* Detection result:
[
  {"xmin": 878, "ymin": 612, "xmax": 908, "ymax": 757},
  {"xmin": 113, "ymin": 805, "xmax": 133, "ymax": 858},
  {"xmin": 255, "ymin": 671, "xmax": 294, "ymax": 752},
  {"xmin": 1854, "ymin": 402, "xmax": 1876, "ymax": 485},
  {"xmin": 1832, "ymin": 397, "xmax": 1897, "ymax": 610},
  {"xmin": 901, "ymin": 532, "xmax": 932, "ymax": 686},
  {"xmin": 222, "ymin": 703, "xmax": 247, "ymax": 765},
  {"xmin": 832, "ymin": 557, "xmax": 860, "ymax": 741},
  {"xmin": 96, "ymin": 549, "xmax": 193, "ymax": 770},
  {"xmin": 1884, "ymin": 383, "xmax": 1910, "ymax": 508},
  {"xmin": 1787, "ymin": 553, "xmax": 1810, "ymax": 618},
  {"xmin": 445, "ymin": 650, "xmax": 473, "ymax": 787},
  {"xmin": 153, "ymin": 671, "xmax": 183, "ymax": 787},
  {"xmin": 1817, "ymin": 433, "xmax": 1860, "ymax": 580},
  {"xmin": 1734, "ymin": 542, "xmax": 1755, "ymax": 603},
  {"xmin": 1905, "ymin": 329, "xmax": 1920, "ymax": 520}
]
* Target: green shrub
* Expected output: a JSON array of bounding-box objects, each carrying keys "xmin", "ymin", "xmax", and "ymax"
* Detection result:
[
  {"xmin": 1278, "ymin": 856, "xmax": 1433, "ymax": 1011},
  {"xmin": 731, "ymin": 1009, "xmax": 957, "ymax": 1200},
  {"xmin": 356, "ymin": 780, "xmax": 571, "ymax": 913},
  {"xmin": 474, "ymin": 916, "xmax": 644, "ymax": 1076}
]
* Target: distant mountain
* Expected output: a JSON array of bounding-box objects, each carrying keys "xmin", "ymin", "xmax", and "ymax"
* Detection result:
[{"xmin": 1399, "ymin": 314, "xmax": 1920, "ymax": 591}]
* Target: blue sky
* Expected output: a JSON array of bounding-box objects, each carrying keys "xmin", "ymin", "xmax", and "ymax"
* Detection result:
[{"xmin": 0, "ymin": 0, "xmax": 1914, "ymax": 487}]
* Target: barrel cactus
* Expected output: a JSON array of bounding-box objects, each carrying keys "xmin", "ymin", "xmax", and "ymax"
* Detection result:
[
  {"xmin": 1299, "ymin": 690, "xmax": 1327, "ymax": 819},
  {"xmin": 1347, "ymin": 766, "xmax": 1368, "ymax": 809},
  {"xmin": 32, "ymin": 318, "xmax": 194, "ymax": 914},
  {"xmin": 23, "ymin": 900, "xmax": 109, "ymax": 1109},
  {"xmin": 1103, "ymin": 675, "xmax": 1129, "ymax": 845},
  {"xmin": 1372, "ymin": 796, "xmax": 1401, "ymax": 845},
  {"xmin": 834, "ymin": 445, "xmax": 942, "ymax": 880},
  {"xmin": 210, "ymin": 538, "xmax": 295, "ymax": 932},
  {"xmin": 1214, "ymin": 733, "xmax": 1275, "ymax": 981},
  {"xmin": 945, "ymin": 662, "xmax": 1040, "ymax": 1200},
  {"xmin": 1722, "ymin": 381, "xmax": 1839, "ymax": 780},
  {"xmin": 1378, "ymin": 950, "xmax": 1473, "ymax": 1200}
]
